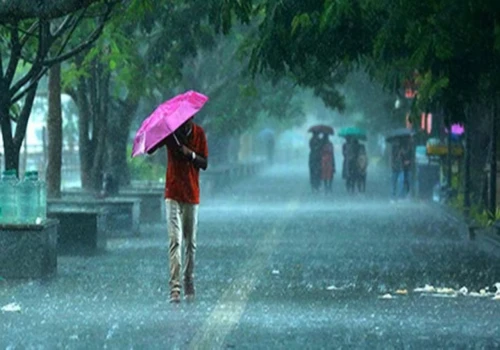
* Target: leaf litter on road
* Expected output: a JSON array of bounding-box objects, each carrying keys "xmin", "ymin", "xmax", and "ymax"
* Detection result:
[{"xmin": 1, "ymin": 302, "xmax": 21, "ymax": 312}]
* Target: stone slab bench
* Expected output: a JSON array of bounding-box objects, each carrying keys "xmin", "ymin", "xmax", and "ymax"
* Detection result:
[
  {"xmin": 47, "ymin": 208, "xmax": 107, "ymax": 254},
  {"xmin": 493, "ymin": 221, "xmax": 500, "ymax": 236},
  {"xmin": 48, "ymin": 198, "xmax": 141, "ymax": 237},
  {"xmin": 63, "ymin": 188, "xmax": 165, "ymax": 223},
  {"xmin": 117, "ymin": 189, "xmax": 165, "ymax": 223},
  {"xmin": 0, "ymin": 219, "xmax": 58, "ymax": 279}
]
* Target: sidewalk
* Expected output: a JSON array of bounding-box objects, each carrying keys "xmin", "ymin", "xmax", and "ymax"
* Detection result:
[{"xmin": 431, "ymin": 201, "xmax": 500, "ymax": 257}]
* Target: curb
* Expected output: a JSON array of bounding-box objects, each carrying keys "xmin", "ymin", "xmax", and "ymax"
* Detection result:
[{"xmin": 430, "ymin": 201, "xmax": 500, "ymax": 255}]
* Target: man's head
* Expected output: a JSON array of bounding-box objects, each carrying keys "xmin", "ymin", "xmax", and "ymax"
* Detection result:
[{"xmin": 179, "ymin": 118, "xmax": 194, "ymax": 134}]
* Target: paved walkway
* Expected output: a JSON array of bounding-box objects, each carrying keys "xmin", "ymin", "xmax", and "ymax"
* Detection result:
[{"xmin": 1, "ymin": 162, "xmax": 500, "ymax": 349}]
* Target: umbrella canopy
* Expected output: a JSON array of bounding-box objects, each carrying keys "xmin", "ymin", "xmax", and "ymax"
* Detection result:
[
  {"xmin": 131, "ymin": 90, "xmax": 209, "ymax": 157},
  {"xmin": 338, "ymin": 126, "xmax": 367, "ymax": 141},
  {"xmin": 308, "ymin": 124, "xmax": 334, "ymax": 135},
  {"xmin": 385, "ymin": 128, "xmax": 414, "ymax": 142},
  {"xmin": 257, "ymin": 128, "xmax": 275, "ymax": 140}
]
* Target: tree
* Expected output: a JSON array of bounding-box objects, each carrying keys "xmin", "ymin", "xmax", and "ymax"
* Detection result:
[
  {"xmin": 0, "ymin": 1, "xmax": 105, "ymax": 21},
  {"xmin": 46, "ymin": 63, "xmax": 62, "ymax": 198},
  {"xmin": 246, "ymin": 1, "xmax": 378, "ymax": 111},
  {"xmin": 62, "ymin": 0, "xmax": 219, "ymax": 190},
  {"xmin": 236, "ymin": 0, "xmax": 500, "ymax": 213},
  {"xmin": 167, "ymin": 27, "xmax": 306, "ymax": 165},
  {"xmin": 63, "ymin": 0, "xmax": 256, "ymax": 189},
  {"xmin": 0, "ymin": 1, "xmax": 116, "ymax": 173},
  {"xmin": 369, "ymin": 0, "xmax": 500, "ymax": 212}
]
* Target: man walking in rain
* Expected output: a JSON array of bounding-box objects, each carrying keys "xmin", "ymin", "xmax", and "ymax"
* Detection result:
[{"xmin": 148, "ymin": 117, "xmax": 208, "ymax": 303}]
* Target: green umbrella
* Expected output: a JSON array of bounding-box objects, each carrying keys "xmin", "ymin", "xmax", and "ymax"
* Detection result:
[{"xmin": 338, "ymin": 127, "xmax": 367, "ymax": 141}]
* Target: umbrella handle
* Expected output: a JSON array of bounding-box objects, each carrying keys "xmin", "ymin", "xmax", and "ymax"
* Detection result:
[{"xmin": 173, "ymin": 133, "xmax": 181, "ymax": 146}]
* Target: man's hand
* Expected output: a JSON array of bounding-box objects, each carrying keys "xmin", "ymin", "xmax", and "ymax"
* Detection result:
[
  {"xmin": 180, "ymin": 145, "xmax": 193, "ymax": 158},
  {"xmin": 178, "ymin": 144, "xmax": 208, "ymax": 170}
]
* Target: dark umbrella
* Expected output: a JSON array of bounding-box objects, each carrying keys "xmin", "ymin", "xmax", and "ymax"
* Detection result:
[
  {"xmin": 385, "ymin": 128, "xmax": 414, "ymax": 142},
  {"xmin": 308, "ymin": 125, "xmax": 334, "ymax": 135}
]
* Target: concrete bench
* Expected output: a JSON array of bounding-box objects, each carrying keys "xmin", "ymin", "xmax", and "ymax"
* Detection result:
[
  {"xmin": 62, "ymin": 188, "xmax": 164, "ymax": 223},
  {"xmin": 48, "ymin": 197, "xmax": 141, "ymax": 237},
  {"xmin": 118, "ymin": 189, "xmax": 165, "ymax": 223},
  {"xmin": 492, "ymin": 221, "xmax": 500, "ymax": 236},
  {"xmin": 0, "ymin": 219, "xmax": 58, "ymax": 279},
  {"xmin": 468, "ymin": 223, "xmax": 482, "ymax": 240},
  {"xmin": 47, "ymin": 208, "xmax": 107, "ymax": 254}
]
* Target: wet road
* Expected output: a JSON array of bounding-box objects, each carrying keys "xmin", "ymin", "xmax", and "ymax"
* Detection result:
[{"xmin": 1, "ymin": 162, "xmax": 500, "ymax": 349}]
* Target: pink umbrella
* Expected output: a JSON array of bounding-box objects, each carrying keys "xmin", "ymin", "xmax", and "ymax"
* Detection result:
[
  {"xmin": 132, "ymin": 90, "xmax": 209, "ymax": 157},
  {"xmin": 445, "ymin": 123, "xmax": 465, "ymax": 135}
]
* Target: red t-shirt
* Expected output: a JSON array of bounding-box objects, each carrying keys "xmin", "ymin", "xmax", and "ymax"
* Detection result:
[{"xmin": 164, "ymin": 124, "xmax": 208, "ymax": 204}]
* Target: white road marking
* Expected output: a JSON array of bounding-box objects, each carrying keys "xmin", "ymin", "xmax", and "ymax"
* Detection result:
[{"xmin": 188, "ymin": 200, "xmax": 299, "ymax": 349}]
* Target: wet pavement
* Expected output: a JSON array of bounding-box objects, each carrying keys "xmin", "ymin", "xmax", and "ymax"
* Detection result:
[{"xmin": 1, "ymin": 162, "xmax": 500, "ymax": 349}]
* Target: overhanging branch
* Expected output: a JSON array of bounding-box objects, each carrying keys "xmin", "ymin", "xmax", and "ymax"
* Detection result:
[
  {"xmin": 0, "ymin": 0, "xmax": 104, "ymax": 22},
  {"xmin": 43, "ymin": 6, "xmax": 111, "ymax": 66},
  {"xmin": 10, "ymin": 3, "xmax": 115, "ymax": 104}
]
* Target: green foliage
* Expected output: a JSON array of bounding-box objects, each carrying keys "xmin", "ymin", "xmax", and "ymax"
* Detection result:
[
  {"xmin": 470, "ymin": 207, "xmax": 500, "ymax": 228},
  {"xmin": 448, "ymin": 192, "xmax": 500, "ymax": 228},
  {"xmin": 291, "ymin": 13, "xmax": 312, "ymax": 34},
  {"xmin": 127, "ymin": 146, "xmax": 165, "ymax": 181},
  {"xmin": 245, "ymin": 0, "xmax": 372, "ymax": 111},
  {"xmin": 370, "ymin": 0, "xmax": 500, "ymax": 122},
  {"xmin": 412, "ymin": 71, "xmax": 449, "ymax": 114},
  {"xmin": 237, "ymin": 0, "xmax": 500, "ymax": 125}
]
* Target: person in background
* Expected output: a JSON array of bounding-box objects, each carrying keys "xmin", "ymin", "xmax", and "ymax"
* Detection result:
[
  {"xmin": 356, "ymin": 143, "xmax": 368, "ymax": 193},
  {"xmin": 148, "ymin": 117, "xmax": 208, "ymax": 303},
  {"xmin": 343, "ymin": 137, "xmax": 360, "ymax": 193},
  {"xmin": 320, "ymin": 133, "xmax": 335, "ymax": 193},
  {"xmin": 400, "ymin": 138, "xmax": 413, "ymax": 199},
  {"xmin": 309, "ymin": 131, "xmax": 323, "ymax": 192},
  {"xmin": 390, "ymin": 140, "xmax": 403, "ymax": 202}
]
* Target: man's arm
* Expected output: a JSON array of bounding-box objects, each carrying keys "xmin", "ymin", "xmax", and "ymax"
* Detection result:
[
  {"xmin": 147, "ymin": 138, "xmax": 168, "ymax": 155},
  {"xmin": 179, "ymin": 145, "xmax": 208, "ymax": 170}
]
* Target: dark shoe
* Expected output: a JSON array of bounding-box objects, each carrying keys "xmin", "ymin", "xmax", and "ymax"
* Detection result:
[
  {"xmin": 184, "ymin": 283, "xmax": 195, "ymax": 301},
  {"xmin": 169, "ymin": 291, "xmax": 181, "ymax": 303}
]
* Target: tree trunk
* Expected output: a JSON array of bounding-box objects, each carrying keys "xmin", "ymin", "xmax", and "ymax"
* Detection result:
[
  {"xmin": 464, "ymin": 109, "xmax": 471, "ymax": 218},
  {"xmin": 0, "ymin": 82, "xmax": 37, "ymax": 175},
  {"xmin": 72, "ymin": 58, "xmax": 110, "ymax": 192},
  {"xmin": 89, "ymin": 67, "xmax": 110, "ymax": 193},
  {"xmin": 0, "ymin": 106, "xmax": 16, "ymax": 173},
  {"xmin": 47, "ymin": 63, "xmax": 63, "ymax": 198},
  {"xmin": 490, "ymin": 98, "xmax": 498, "ymax": 218},
  {"xmin": 107, "ymin": 100, "xmax": 138, "ymax": 188},
  {"xmin": 76, "ymin": 74, "xmax": 93, "ymax": 189}
]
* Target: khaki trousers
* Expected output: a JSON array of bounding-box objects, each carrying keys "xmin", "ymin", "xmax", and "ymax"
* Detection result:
[{"xmin": 166, "ymin": 199, "xmax": 198, "ymax": 293}]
